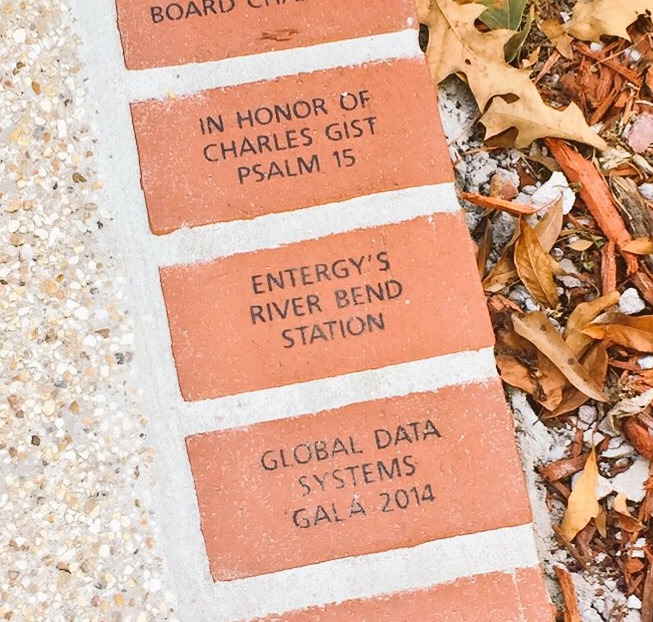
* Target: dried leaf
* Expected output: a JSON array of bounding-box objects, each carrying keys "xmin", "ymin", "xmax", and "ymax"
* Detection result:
[
  {"xmin": 514, "ymin": 220, "xmax": 559, "ymax": 308},
  {"xmin": 483, "ymin": 204, "xmax": 562, "ymax": 294},
  {"xmin": 417, "ymin": 0, "xmax": 607, "ymax": 149},
  {"xmin": 569, "ymin": 239, "xmax": 594, "ymax": 252},
  {"xmin": 540, "ymin": 19, "xmax": 574, "ymax": 59},
  {"xmin": 483, "ymin": 256, "xmax": 519, "ymax": 292},
  {"xmin": 535, "ymin": 198, "xmax": 564, "ymax": 252},
  {"xmin": 595, "ymin": 508, "xmax": 607, "ymax": 538},
  {"xmin": 582, "ymin": 313, "xmax": 653, "ymax": 352},
  {"xmin": 477, "ymin": 221, "xmax": 493, "ymax": 278},
  {"xmin": 623, "ymin": 236, "xmax": 653, "ymax": 255},
  {"xmin": 566, "ymin": 292, "xmax": 621, "ymax": 336},
  {"xmin": 549, "ymin": 343, "xmax": 609, "ymax": 417},
  {"xmin": 560, "ymin": 449, "xmax": 601, "ymax": 541},
  {"xmin": 613, "ymin": 492, "xmax": 645, "ymax": 532},
  {"xmin": 540, "ymin": 454, "xmax": 589, "ymax": 482},
  {"xmin": 565, "ymin": 291, "xmax": 620, "ymax": 357},
  {"xmin": 495, "ymin": 324, "xmax": 567, "ymax": 409},
  {"xmin": 565, "ymin": 0, "xmax": 653, "ymax": 42},
  {"xmin": 513, "ymin": 312, "xmax": 608, "ymax": 402},
  {"xmin": 481, "ymin": 96, "xmax": 607, "ymax": 150}
]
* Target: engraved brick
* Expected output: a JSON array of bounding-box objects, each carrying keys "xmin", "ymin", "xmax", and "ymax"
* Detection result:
[
  {"xmin": 248, "ymin": 570, "xmax": 554, "ymax": 621},
  {"xmin": 131, "ymin": 59, "xmax": 452, "ymax": 234},
  {"xmin": 115, "ymin": 0, "xmax": 417, "ymax": 70},
  {"xmin": 186, "ymin": 381, "xmax": 532, "ymax": 580},
  {"xmin": 160, "ymin": 215, "xmax": 493, "ymax": 400}
]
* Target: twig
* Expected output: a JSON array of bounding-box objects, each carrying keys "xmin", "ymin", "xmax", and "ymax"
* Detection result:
[
  {"xmin": 534, "ymin": 50, "xmax": 561, "ymax": 86},
  {"xmin": 459, "ymin": 191, "xmax": 536, "ymax": 216},
  {"xmin": 555, "ymin": 566, "xmax": 583, "ymax": 622},
  {"xmin": 611, "ymin": 177, "xmax": 653, "ymax": 274},
  {"xmin": 642, "ymin": 557, "xmax": 653, "ymax": 622},
  {"xmin": 575, "ymin": 42, "xmax": 642, "ymax": 86},
  {"xmin": 539, "ymin": 454, "xmax": 588, "ymax": 482},
  {"xmin": 546, "ymin": 139, "xmax": 638, "ymax": 275},
  {"xmin": 602, "ymin": 240, "xmax": 618, "ymax": 294}
]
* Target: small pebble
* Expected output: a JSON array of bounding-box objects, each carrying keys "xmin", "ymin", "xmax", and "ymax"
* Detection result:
[{"xmin": 619, "ymin": 288, "xmax": 645, "ymax": 315}]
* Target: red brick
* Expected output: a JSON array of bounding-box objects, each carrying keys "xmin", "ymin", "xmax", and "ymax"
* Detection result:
[
  {"xmin": 247, "ymin": 570, "xmax": 554, "ymax": 621},
  {"xmin": 516, "ymin": 567, "xmax": 558, "ymax": 621},
  {"xmin": 159, "ymin": 215, "xmax": 493, "ymax": 401},
  {"xmin": 131, "ymin": 59, "xmax": 452, "ymax": 234},
  {"xmin": 116, "ymin": 0, "xmax": 417, "ymax": 71},
  {"xmin": 185, "ymin": 381, "xmax": 532, "ymax": 580}
]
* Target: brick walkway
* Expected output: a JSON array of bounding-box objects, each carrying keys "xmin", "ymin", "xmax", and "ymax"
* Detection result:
[{"xmin": 71, "ymin": 0, "xmax": 556, "ymax": 619}]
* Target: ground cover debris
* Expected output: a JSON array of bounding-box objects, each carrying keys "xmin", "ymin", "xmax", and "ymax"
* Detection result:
[{"xmin": 422, "ymin": 0, "xmax": 653, "ymax": 619}]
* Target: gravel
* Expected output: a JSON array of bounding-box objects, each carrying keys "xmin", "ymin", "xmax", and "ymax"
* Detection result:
[{"xmin": 0, "ymin": 2, "xmax": 176, "ymax": 620}]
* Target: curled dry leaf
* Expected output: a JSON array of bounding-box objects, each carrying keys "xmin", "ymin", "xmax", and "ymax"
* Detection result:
[
  {"xmin": 595, "ymin": 508, "xmax": 607, "ymax": 538},
  {"xmin": 495, "ymin": 325, "xmax": 567, "ymax": 409},
  {"xmin": 613, "ymin": 493, "xmax": 645, "ymax": 532},
  {"xmin": 514, "ymin": 220, "xmax": 559, "ymax": 308},
  {"xmin": 560, "ymin": 449, "xmax": 600, "ymax": 541},
  {"xmin": 549, "ymin": 343, "xmax": 608, "ymax": 417},
  {"xmin": 417, "ymin": 0, "xmax": 607, "ymax": 149},
  {"xmin": 483, "ymin": 199, "xmax": 563, "ymax": 293},
  {"xmin": 565, "ymin": 0, "xmax": 653, "ymax": 43},
  {"xmin": 535, "ymin": 198, "xmax": 564, "ymax": 253},
  {"xmin": 540, "ymin": 454, "xmax": 589, "ymax": 482},
  {"xmin": 623, "ymin": 236, "xmax": 653, "ymax": 255},
  {"xmin": 512, "ymin": 312, "xmax": 608, "ymax": 402},
  {"xmin": 564, "ymin": 291, "xmax": 620, "ymax": 357},
  {"xmin": 483, "ymin": 254, "xmax": 519, "ymax": 292},
  {"xmin": 582, "ymin": 313, "xmax": 653, "ymax": 352},
  {"xmin": 566, "ymin": 292, "xmax": 621, "ymax": 336}
]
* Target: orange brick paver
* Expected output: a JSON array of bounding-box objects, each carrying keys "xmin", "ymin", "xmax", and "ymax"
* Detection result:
[
  {"xmin": 186, "ymin": 381, "xmax": 532, "ymax": 580},
  {"xmin": 116, "ymin": 0, "xmax": 417, "ymax": 70},
  {"xmin": 131, "ymin": 59, "xmax": 452, "ymax": 234},
  {"xmin": 160, "ymin": 215, "xmax": 494, "ymax": 400},
  {"xmin": 249, "ymin": 570, "xmax": 554, "ymax": 621}
]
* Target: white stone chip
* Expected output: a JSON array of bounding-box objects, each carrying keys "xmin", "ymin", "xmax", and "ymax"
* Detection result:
[
  {"xmin": 627, "ymin": 595, "xmax": 642, "ymax": 610},
  {"xmin": 619, "ymin": 288, "xmax": 646, "ymax": 315},
  {"xmin": 611, "ymin": 457, "xmax": 651, "ymax": 502},
  {"xmin": 530, "ymin": 171, "xmax": 576, "ymax": 214}
]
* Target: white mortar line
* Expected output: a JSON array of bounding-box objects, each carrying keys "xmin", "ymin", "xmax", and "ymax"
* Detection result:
[
  {"xmin": 211, "ymin": 525, "xmax": 542, "ymax": 621},
  {"xmin": 151, "ymin": 184, "xmax": 460, "ymax": 267},
  {"xmin": 72, "ymin": 1, "xmax": 422, "ymax": 100},
  {"xmin": 128, "ymin": 30, "xmax": 423, "ymax": 100},
  {"xmin": 179, "ymin": 348, "xmax": 499, "ymax": 437}
]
